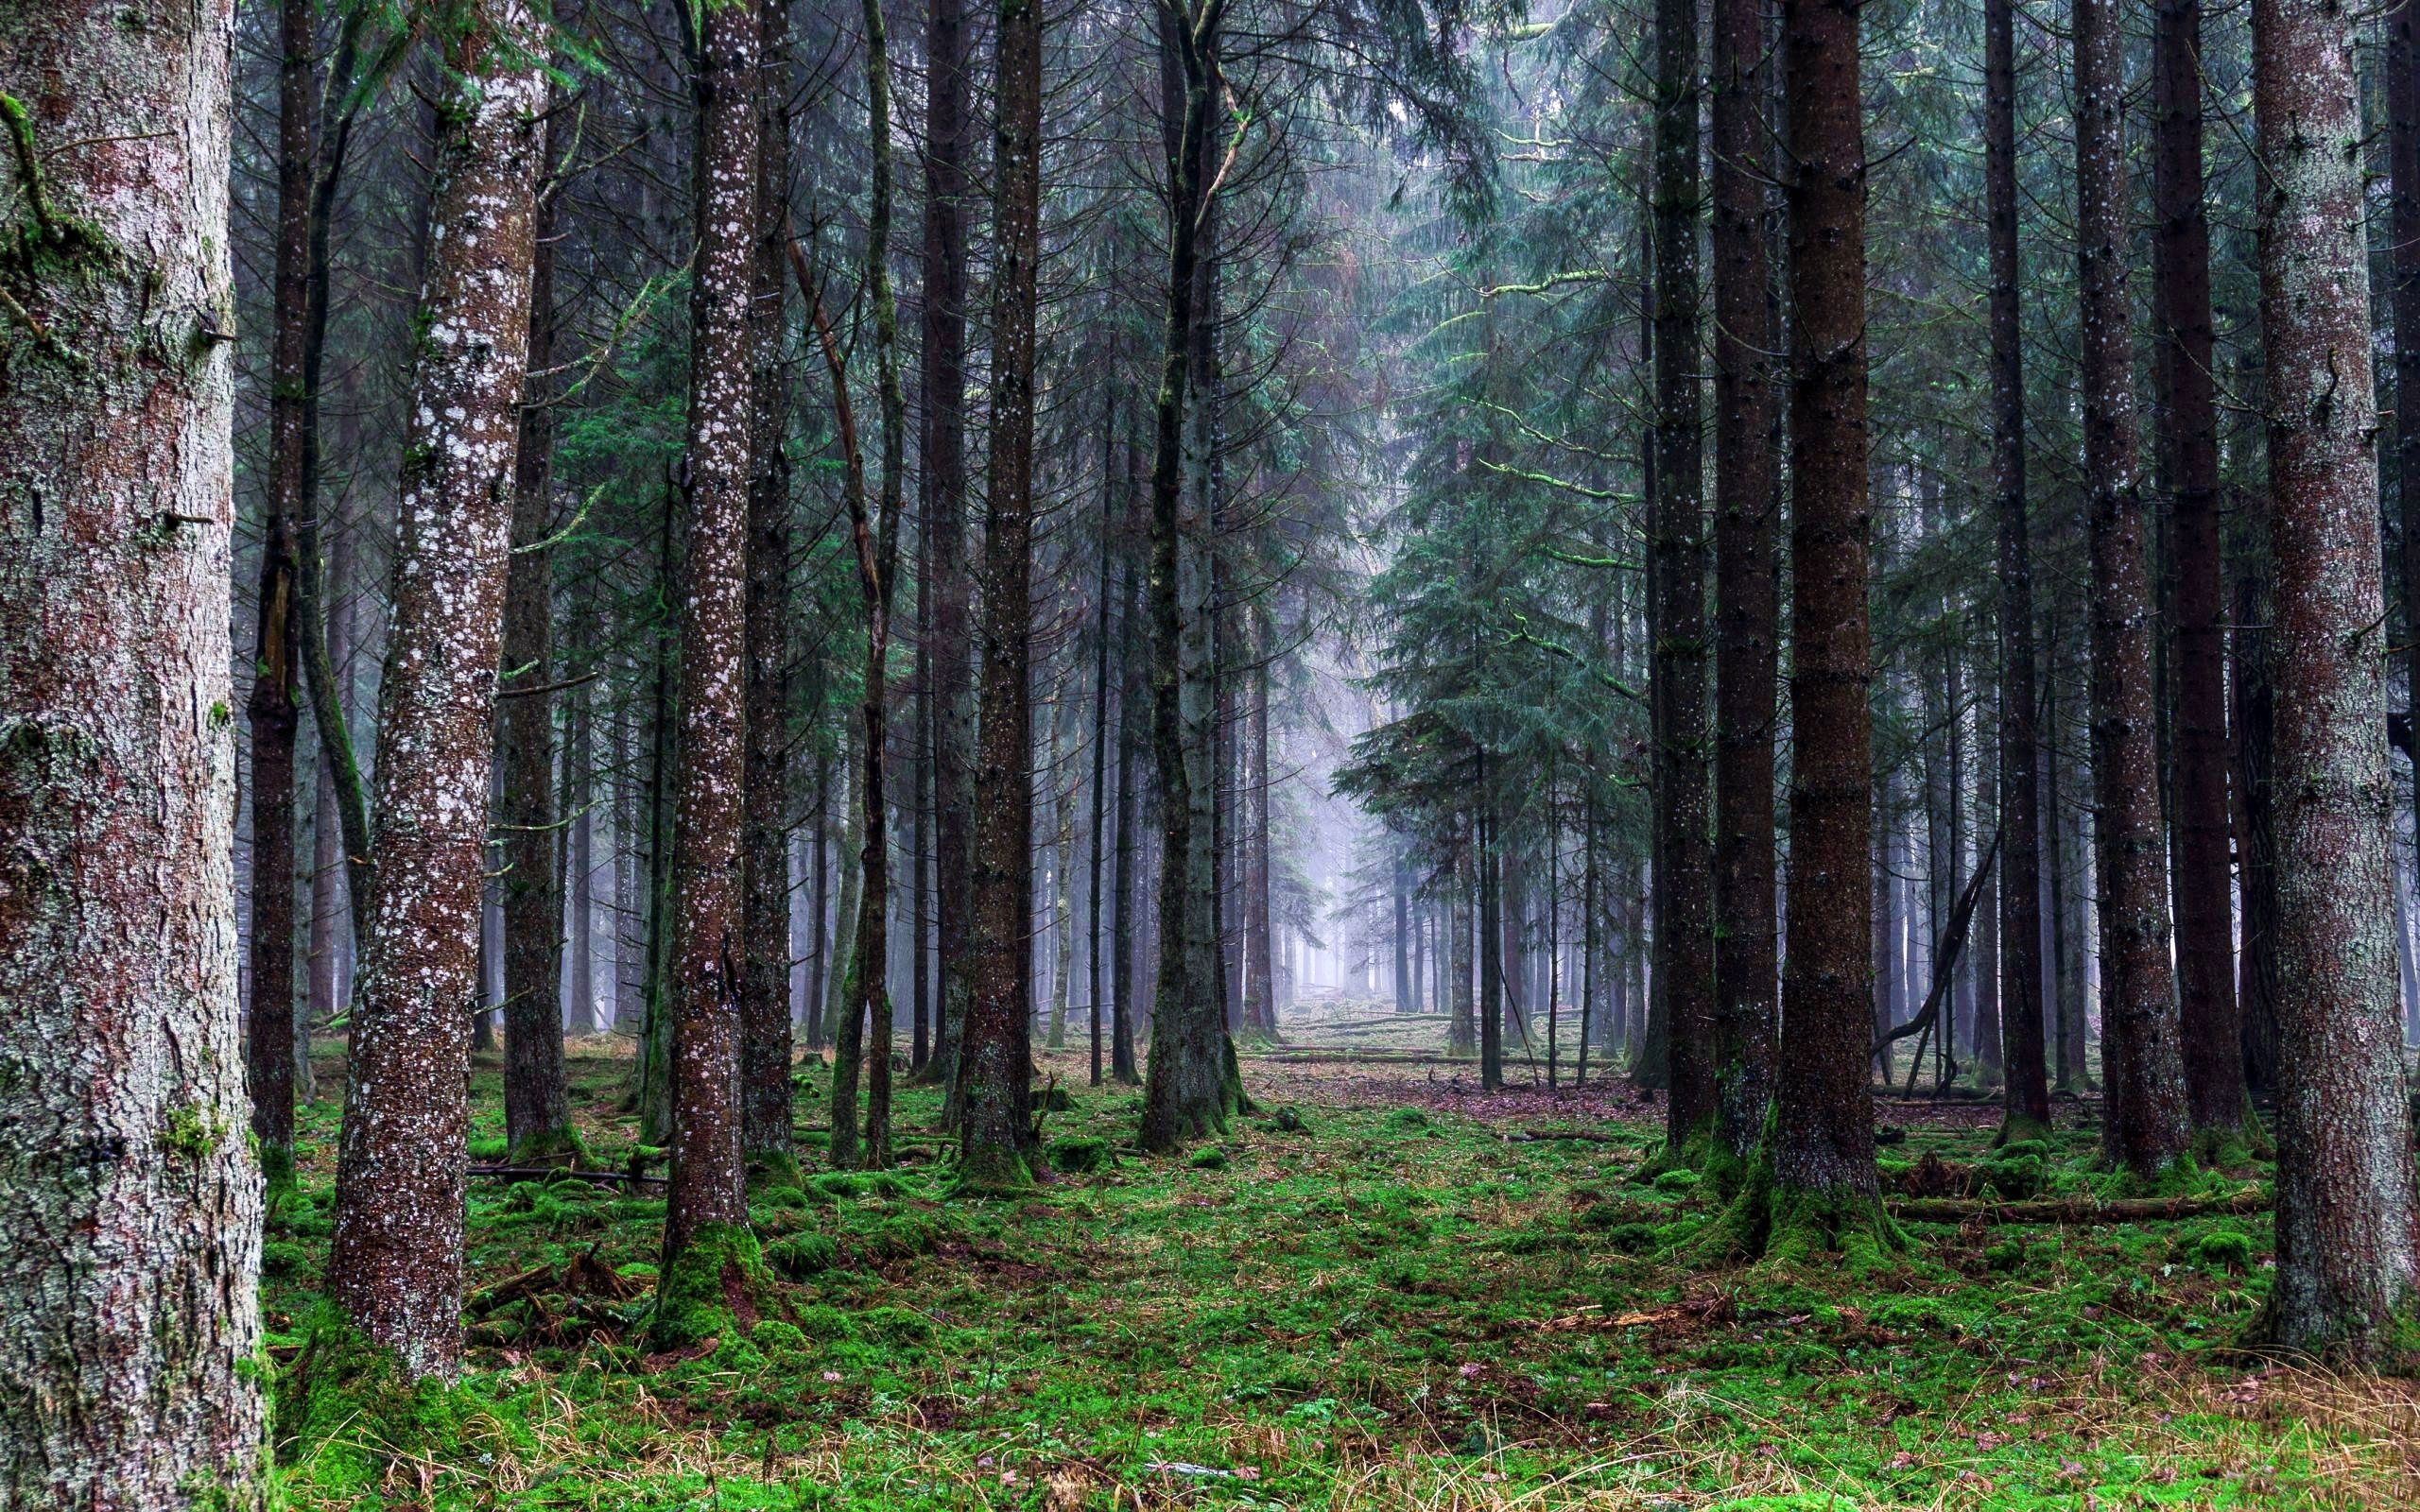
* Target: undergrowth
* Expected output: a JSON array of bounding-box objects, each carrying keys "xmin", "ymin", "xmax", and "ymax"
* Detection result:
[{"xmin": 256, "ymin": 1035, "xmax": 2414, "ymax": 1509}]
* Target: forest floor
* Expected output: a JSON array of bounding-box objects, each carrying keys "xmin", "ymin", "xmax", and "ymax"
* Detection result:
[{"xmin": 267, "ymin": 1000, "xmax": 2420, "ymax": 1509}]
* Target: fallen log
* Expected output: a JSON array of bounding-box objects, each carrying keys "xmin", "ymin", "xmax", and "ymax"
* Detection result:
[
  {"xmin": 1507, "ymin": 1128, "xmax": 1634, "ymax": 1145},
  {"xmin": 1890, "ymin": 1187, "xmax": 2266, "ymax": 1226},
  {"xmin": 468, "ymin": 1164, "xmax": 666, "ymax": 1187}
]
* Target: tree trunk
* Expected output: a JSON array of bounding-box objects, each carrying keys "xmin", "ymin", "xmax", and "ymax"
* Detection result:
[
  {"xmin": 1248, "ymin": 632, "xmax": 1276, "ymax": 1035},
  {"xmin": 2396, "ymin": 0, "xmax": 2420, "ymax": 897},
  {"xmin": 1709, "ymin": 0, "xmax": 1778, "ymax": 1163},
  {"xmin": 2254, "ymin": 0, "xmax": 2420, "ymax": 1360},
  {"xmin": 1651, "ymin": 0, "xmax": 1715, "ymax": 1147},
  {"xmin": 655, "ymin": 0, "xmax": 762, "ymax": 1338},
  {"xmin": 0, "ymin": 1, "xmax": 268, "ymax": 1497},
  {"xmin": 741, "ymin": 0, "xmax": 799, "ymax": 1182},
  {"xmin": 1985, "ymin": 0, "xmax": 2047, "ymax": 1134},
  {"xmin": 1088, "ymin": 428, "xmax": 1115, "ymax": 1082},
  {"xmin": 1753, "ymin": 0, "xmax": 1884, "ymax": 1251},
  {"xmin": 1141, "ymin": 0, "xmax": 1245, "ymax": 1151},
  {"xmin": 922, "ymin": 0, "xmax": 977, "ymax": 1094},
  {"xmin": 2074, "ymin": 0, "xmax": 2192, "ymax": 1178},
  {"xmin": 958, "ymin": 0, "xmax": 1045, "ymax": 1188},
  {"xmin": 328, "ymin": 0, "xmax": 546, "ymax": 1379},
  {"xmin": 1112, "ymin": 530, "xmax": 1146, "ymax": 1084},
  {"xmin": 246, "ymin": 0, "xmax": 317, "ymax": 1197},
  {"xmin": 2155, "ymin": 0, "xmax": 2244, "ymax": 1143},
  {"xmin": 498, "ymin": 95, "xmax": 573, "ymax": 1164}
]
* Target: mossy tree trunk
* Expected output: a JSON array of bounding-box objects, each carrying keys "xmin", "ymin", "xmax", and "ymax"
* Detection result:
[
  {"xmin": 0, "ymin": 1, "xmax": 268, "ymax": 1501},
  {"xmin": 328, "ymin": 0, "xmax": 548, "ymax": 1381}
]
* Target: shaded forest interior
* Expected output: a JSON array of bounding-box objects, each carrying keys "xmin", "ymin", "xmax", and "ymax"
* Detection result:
[{"xmin": 8, "ymin": 0, "xmax": 2420, "ymax": 1504}]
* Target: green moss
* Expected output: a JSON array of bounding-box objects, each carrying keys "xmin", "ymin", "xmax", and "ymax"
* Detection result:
[
  {"xmin": 1381, "ymin": 1108, "xmax": 1433, "ymax": 1134},
  {"xmin": 1189, "ymin": 1145, "xmax": 1230, "ymax": 1170},
  {"xmin": 766, "ymin": 1232, "xmax": 840, "ymax": 1280},
  {"xmin": 952, "ymin": 1140, "xmax": 1037, "ymax": 1195},
  {"xmin": 1049, "ymin": 1134, "xmax": 1114, "ymax": 1173},
  {"xmin": 506, "ymin": 1123, "xmax": 588, "ymax": 1167},
  {"xmin": 646, "ymin": 1222, "xmax": 768, "ymax": 1351},
  {"xmin": 275, "ymin": 1306, "xmax": 506, "ymax": 1497}
]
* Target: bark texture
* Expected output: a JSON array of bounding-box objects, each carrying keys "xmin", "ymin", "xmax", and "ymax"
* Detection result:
[
  {"xmin": 1709, "ymin": 0, "xmax": 1778, "ymax": 1163},
  {"xmin": 2254, "ymin": 0, "xmax": 2420, "ymax": 1361},
  {"xmin": 2073, "ymin": 0, "xmax": 2191, "ymax": 1178},
  {"xmin": 2154, "ymin": 0, "xmax": 2244, "ymax": 1139},
  {"xmin": 0, "ymin": 0, "xmax": 267, "ymax": 1500},
  {"xmin": 959, "ymin": 0, "xmax": 1045, "ymax": 1188},
  {"xmin": 662, "ymin": 0, "xmax": 761, "ymax": 1274},
  {"xmin": 1767, "ymin": 0, "xmax": 1880, "ymax": 1217},
  {"xmin": 328, "ymin": 0, "xmax": 548, "ymax": 1380}
]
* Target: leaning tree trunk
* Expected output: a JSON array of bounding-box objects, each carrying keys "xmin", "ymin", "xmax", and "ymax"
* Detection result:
[
  {"xmin": 653, "ymin": 0, "xmax": 762, "ymax": 1347},
  {"xmin": 2153, "ymin": 0, "xmax": 2245, "ymax": 1146},
  {"xmin": 1731, "ymin": 0, "xmax": 1886, "ymax": 1260},
  {"xmin": 0, "ymin": 1, "xmax": 268, "ymax": 1501},
  {"xmin": 958, "ymin": 0, "xmax": 1046, "ymax": 1190},
  {"xmin": 740, "ymin": 0, "xmax": 798, "ymax": 1184},
  {"xmin": 2254, "ymin": 0, "xmax": 2420, "ymax": 1363},
  {"xmin": 2074, "ymin": 0, "xmax": 2192, "ymax": 1180},
  {"xmin": 498, "ymin": 79, "xmax": 575, "ymax": 1166},
  {"xmin": 327, "ymin": 0, "xmax": 547, "ymax": 1380},
  {"xmin": 1709, "ymin": 0, "xmax": 1778, "ymax": 1167}
]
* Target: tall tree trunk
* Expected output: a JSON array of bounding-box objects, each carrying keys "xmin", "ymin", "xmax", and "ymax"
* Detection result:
[
  {"xmin": 1088, "ymin": 436, "xmax": 1115, "ymax": 1082},
  {"xmin": 2254, "ymin": 0, "xmax": 2420, "ymax": 1360},
  {"xmin": 2155, "ymin": 0, "xmax": 2245, "ymax": 1144},
  {"xmin": 654, "ymin": 0, "xmax": 762, "ymax": 1341},
  {"xmin": 1985, "ymin": 0, "xmax": 2048, "ymax": 1134},
  {"xmin": 247, "ymin": 0, "xmax": 317, "ymax": 1197},
  {"xmin": 328, "ymin": 0, "xmax": 547, "ymax": 1378},
  {"xmin": 1141, "ymin": 0, "xmax": 1245, "ymax": 1151},
  {"xmin": 1745, "ymin": 0, "xmax": 1884, "ymax": 1254},
  {"xmin": 1111, "ymin": 536, "xmax": 1146, "ymax": 1083},
  {"xmin": 958, "ymin": 0, "xmax": 1046, "ymax": 1188},
  {"xmin": 1650, "ymin": 0, "xmax": 1714, "ymax": 1147},
  {"xmin": 922, "ymin": 0, "xmax": 976, "ymax": 1093},
  {"xmin": 1478, "ymin": 787, "xmax": 1504, "ymax": 1090},
  {"xmin": 2396, "ymin": 0, "xmax": 2420, "ymax": 883},
  {"xmin": 1709, "ymin": 0, "xmax": 1777, "ymax": 1165},
  {"xmin": 1450, "ymin": 835, "xmax": 1478, "ymax": 1055},
  {"xmin": 2233, "ymin": 528, "xmax": 2282, "ymax": 1099},
  {"xmin": 499, "ymin": 93, "xmax": 574, "ymax": 1165},
  {"xmin": 1247, "ymin": 627, "xmax": 1276, "ymax": 1035},
  {"xmin": 2074, "ymin": 0, "xmax": 2192, "ymax": 1177},
  {"xmin": 741, "ymin": 0, "xmax": 799, "ymax": 1182},
  {"xmin": 0, "ymin": 0, "xmax": 267, "ymax": 1496}
]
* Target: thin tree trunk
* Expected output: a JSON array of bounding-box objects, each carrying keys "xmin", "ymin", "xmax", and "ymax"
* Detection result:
[
  {"xmin": 1111, "ymin": 528, "xmax": 1146, "ymax": 1083},
  {"xmin": 655, "ymin": 0, "xmax": 762, "ymax": 1333},
  {"xmin": 741, "ymin": 0, "xmax": 799, "ymax": 1181},
  {"xmin": 922, "ymin": 0, "xmax": 976, "ymax": 1095},
  {"xmin": 0, "ymin": 0, "xmax": 268, "ymax": 1493},
  {"xmin": 2254, "ymin": 0, "xmax": 2420, "ymax": 1360},
  {"xmin": 499, "ymin": 91, "xmax": 574, "ymax": 1163},
  {"xmin": 2074, "ymin": 0, "xmax": 2192, "ymax": 1177},
  {"xmin": 329, "ymin": 0, "xmax": 548, "ymax": 1378},
  {"xmin": 2155, "ymin": 0, "xmax": 2244, "ymax": 1143},
  {"xmin": 1247, "ymin": 628, "xmax": 1276, "ymax": 1035},
  {"xmin": 957, "ymin": 0, "xmax": 1046, "ymax": 1188},
  {"xmin": 1986, "ymin": 0, "xmax": 2047, "ymax": 1133}
]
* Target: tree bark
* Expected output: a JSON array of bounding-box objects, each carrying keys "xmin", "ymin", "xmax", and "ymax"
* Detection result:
[
  {"xmin": 2254, "ymin": 0, "xmax": 2420, "ymax": 1361},
  {"xmin": 958, "ymin": 0, "xmax": 1046, "ymax": 1188},
  {"xmin": 922, "ymin": 0, "xmax": 977, "ymax": 1094},
  {"xmin": 1708, "ymin": 0, "xmax": 1777, "ymax": 1164},
  {"xmin": 656, "ymin": 0, "xmax": 761, "ymax": 1324},
  {"xmin": 1757, "ymin": 0, "xmax": 1884, "ymax": 1246},
  {"xmin": 328, "ymin": 0, "xmax": 547, "ymax": 1378},
  {"xmin": 498, "ymin": 81, "xmax": 573, "ymax": 1164},
  {"xmin": 2396, "ymin": 0, "xmax": 2420, "ymax": 878},
  {"xmin": 2073, "ymin": 0, "xmax": 2192, "ymax": 1178},
  {"xmin": 1983, "ymin": 0, "xmax": 2047, "ymax": 1135},
  {"xmin": 741, "ymin": 0, "xmax": 798, "ymax": 1181},
  {"xmin": 0, "ymin": 0, "xmax": 268, "ymax": 1497},
  {"xmin": 2154, "ymin": 0, "xmax": 2245, "ymax": 1142},
  {"xmin": 1650, "ymin": 0, "xmax": 1715, "ymax": 1147}
]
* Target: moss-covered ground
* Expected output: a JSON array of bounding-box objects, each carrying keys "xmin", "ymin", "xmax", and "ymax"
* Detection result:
[{"xmin": 266, "ymin": 1009, "xmax": 2419, "ymax": 1508}]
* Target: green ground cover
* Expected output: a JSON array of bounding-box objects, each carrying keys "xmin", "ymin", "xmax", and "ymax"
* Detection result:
[{"xmin": 265, "ymin": 1024, "xmax": 2416, "ymax": 1509}]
